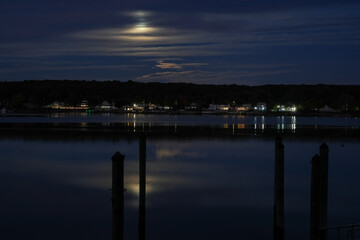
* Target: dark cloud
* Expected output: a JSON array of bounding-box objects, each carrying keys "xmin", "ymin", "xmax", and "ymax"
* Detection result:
[{"xmin": 1, "ymin": 0, "xmax": 359, "ymax": 41}]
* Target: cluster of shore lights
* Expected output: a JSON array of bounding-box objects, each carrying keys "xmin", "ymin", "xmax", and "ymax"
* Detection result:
[{"xmin": 275, "ymin": 105, "xmax": 297, "ymax": 112}]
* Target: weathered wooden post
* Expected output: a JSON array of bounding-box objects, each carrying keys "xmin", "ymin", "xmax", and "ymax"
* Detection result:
[
  {"xmin": 274, "ymin": 136, "xmax": 284, "ymax": 240},
  {"xmin": 139, "ymin": 133, "xmax": 146, "ymax": 240},
  {"xmin": 320, "ymin": 143, "xmax": 329, "ymax": 240},
  {"xmin": 112, "ymin": 152, "xmax": 125, "ymax": 240},
  {"xmin": 310, "ymin": 154, "xmax": 321, "ymax": 240}
]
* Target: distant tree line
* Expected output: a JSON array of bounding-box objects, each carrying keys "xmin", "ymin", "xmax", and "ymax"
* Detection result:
[{"xmin": 1, "ymin": 80, "xmax": 360, "ymax": 112}]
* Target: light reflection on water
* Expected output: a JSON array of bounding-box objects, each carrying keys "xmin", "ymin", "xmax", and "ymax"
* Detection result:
[
  {"xmin": 0, "ymin": 135, "xmax": 360, "ymax": 240},
  {"xmin": 1, "ymin": 114, "xmax": 360, "ymax": 129}
]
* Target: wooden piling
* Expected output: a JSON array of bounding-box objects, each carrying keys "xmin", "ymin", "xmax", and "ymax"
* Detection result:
[
  {"xmin": 320, "ymin": 143, "xmax": 329, "ymax": 240},
  {"xmin": 310, "ymin": 154, "xmax": 321, "ymax": 240},
  {"xmin": 139, "ymin": 133, "xmax": 146, "ymax": 240},
  {"xmin": 274, "ymin": 136, "xmax": 284, "ymax": 240},
  {"xmin": 112, "ymin": 152, "xmax": 125, "ymax": 240}
]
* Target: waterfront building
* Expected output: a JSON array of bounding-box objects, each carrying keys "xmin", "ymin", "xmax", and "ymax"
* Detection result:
[{"xmin": 255, "ymin": 102, "xmax": 267, "ymax": 111}]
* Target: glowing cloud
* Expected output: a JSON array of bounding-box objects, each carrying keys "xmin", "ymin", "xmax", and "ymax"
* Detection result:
[
  {"xmin": 122, "ymin": 25, "xmax": 157, "ymax": 34},
  {"xmin": 156, "ymin": 60, "xmax": 183, "ymax": 69},
  {"xmin": 155, "ymin": 60, "xmax": 208, "ymax": 69}
]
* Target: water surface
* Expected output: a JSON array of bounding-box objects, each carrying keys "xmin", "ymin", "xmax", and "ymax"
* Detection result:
[{"xmin": 0, "ymin": 115, "xmax": 359, "ymax": 239}]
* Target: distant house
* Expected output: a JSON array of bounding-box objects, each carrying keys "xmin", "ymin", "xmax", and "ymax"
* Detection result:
[
  {"xmin": 48, "ymin": 101, "xmax": 65, "ymax": 109},
  {"xmin": 122, "ymin": 105, "xmax": 133, "ymax": 112},
  {"xmin": 100, "ymin": 101, "xmax": 113, "ymax": 110},
  {"xmin": 202, "ymin": 104, "xmax": 230, "ymax": 114},
  {"xmin": 46, "ymin": 100, "xmax": 90, "ymax": 110},
  {"xmin": 133, "ymin": 103, "xmax": 145, "ymax": 112},
  {"xmin": 274, "ymin": 104, "xmax": 297, "ymax": 112},
  {"xmin": 255, "ymin": 102, "xmax": 267, "ymax": 111},
  {"xmin": 208, "ymin": 104, "xmax": 230, "ymax": 112},
  {"xmin": 319, "ymin": 105, "xmax": 337, "ymax": 112},
  {"xmin": 236, "ymin": 103, "xmax": 252, "ymax": 112},
  {"xmin": 163, "ymin": 106, "xmax": 173, "ymax": 111},
  {"xmin": 185, "ymin": 103, "xmax": 198, "ymax": 110},
  {"xmin": 148, "ymin": 103, "xmax": 157, "ymax": 110},
  {"xmin": 94, "ymin": 101, "xmax": 115, "ymax": 111},
  {"xmin": 80, "ymin": 100, "xmax": 89, "ymax": 109}
]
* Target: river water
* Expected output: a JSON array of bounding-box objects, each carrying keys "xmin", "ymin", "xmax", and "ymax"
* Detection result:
[{"xmin": 0, "ymin": 114, "xmax": 359, "ymax": 240}]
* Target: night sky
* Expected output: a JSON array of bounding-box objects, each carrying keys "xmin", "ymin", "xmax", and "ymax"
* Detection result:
[{"xmin": 1, "ymin": 0, "xmax": 359, "ymax": 85}]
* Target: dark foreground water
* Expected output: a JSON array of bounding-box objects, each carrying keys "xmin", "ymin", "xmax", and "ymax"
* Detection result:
[{"xmin": 0, "ymin": 114, "xmax": 359, "ymax": 240}]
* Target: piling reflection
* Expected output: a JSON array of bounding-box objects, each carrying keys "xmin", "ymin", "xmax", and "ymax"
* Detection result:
[
  {"xmin": 139, "ymin": 134, "xmax": 146, "ymax": 240},
  {"xmin": 112, "ymin": 152, "xmax": 125, "ymax": 240},
  {"xmin": 112, "ymin": 135, "xmax": 147, "ymax": 240},
  {"xmin": 274, "ymin": 136, "xmax": 284, "ymax": 240}
]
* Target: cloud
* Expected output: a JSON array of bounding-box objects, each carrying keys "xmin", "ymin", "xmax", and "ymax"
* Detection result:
[
  {"xmin": 137, "ymin": 71, "xmax": 195, "ymax": 82},
  {"xmin": 155, "ymin": 61, "xmax": 183, "ymax": 69},
  {"xmin": 136, "ymin": 66, "xmax": 295, "ymax": 84},
  {"xmin": 2, "ymin": 5, "xmax": 359, "ymax": 59},
  {"xmin": 155, "ymin": 60, "xmax": 208, "ymax": 69},
  {"xmin": 0, "ymin": 64, "xmax": 146, "ymax": 74},
  {"xmin": 143, "ymin": 57, "xmax": 183, "ymax": 61}
]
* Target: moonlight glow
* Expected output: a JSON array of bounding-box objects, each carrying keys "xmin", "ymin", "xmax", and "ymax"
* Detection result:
[{"xmin": 1, "ymin": 1, "xmax": 359, "ymax": 84}]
